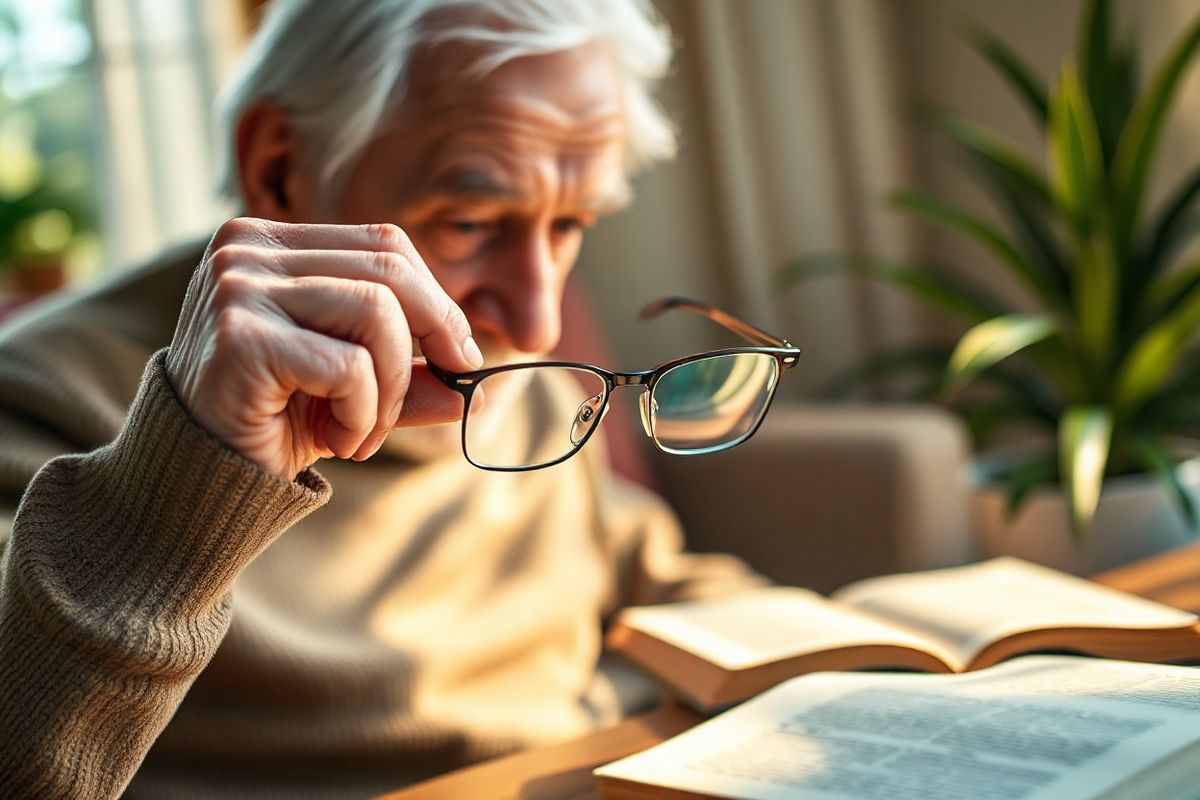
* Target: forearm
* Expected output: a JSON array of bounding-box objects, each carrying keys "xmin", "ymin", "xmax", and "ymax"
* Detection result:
[{"xmin": 0, "ymin": 351, "xmax": 329, "ymax": 798}]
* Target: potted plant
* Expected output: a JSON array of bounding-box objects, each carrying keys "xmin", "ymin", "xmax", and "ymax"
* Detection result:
[{"xmin": 785, "ymin": 0, "xmax": 1200, "ymax": 574}]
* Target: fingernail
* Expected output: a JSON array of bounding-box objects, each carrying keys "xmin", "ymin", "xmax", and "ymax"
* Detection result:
[
  {"xmin": 369, "ymin": 433, "xmax": 387, "ymax": 459},
  {"xmin": 462, "ymin": 336, "xmax": 484, "ymax": 368}
]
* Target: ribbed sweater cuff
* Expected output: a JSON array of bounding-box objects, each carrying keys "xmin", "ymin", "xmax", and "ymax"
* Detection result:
[{"xmin": 12, "ymin": 348, "xmax": 331, "ymax": 621}]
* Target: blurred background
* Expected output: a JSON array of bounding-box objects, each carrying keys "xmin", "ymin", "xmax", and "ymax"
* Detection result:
[
  {"xmin": 4, "ymin": 0, "xmax": 1198, "ymax": 388},
  {"xmin": 0, "ymin": 0, "xmax": 243, "ymax": 303},
  {"xmin": 5, "ymin": 0, "xmax": 1200, "ymax": 588}
]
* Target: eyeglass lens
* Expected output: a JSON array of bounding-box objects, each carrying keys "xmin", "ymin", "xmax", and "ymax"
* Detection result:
[
  {"xmin": 461, "ymin": 353, "xmax": 780, "ymax": 469},
  {"xmin": 463, "ymin": 366, "xmax": 609, "ymax": 469},
  {"xmin": 650, "ymin": 353, "xmax": 779, "ymax": 454}
]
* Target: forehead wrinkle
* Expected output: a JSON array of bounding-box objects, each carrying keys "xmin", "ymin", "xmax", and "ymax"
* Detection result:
[
  {"xmin": 432, "ymin": 168, "xmax": 523, "ymax": 201},
  {"xmin": 427, "ymin": 163, "xmax": 628, "ymax": 213},
  {"xmin": 421, "ymin": 130, "xmax": 625, "ymax": 212},
  {"xmin": 395, "ymin": 92, "xmax": 625, "ymax": 148}
]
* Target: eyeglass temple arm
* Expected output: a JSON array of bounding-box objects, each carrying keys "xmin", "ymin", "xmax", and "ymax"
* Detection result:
[{"xmin": 639, "ymin": 296, "xmax": 793, "ymax": 349}]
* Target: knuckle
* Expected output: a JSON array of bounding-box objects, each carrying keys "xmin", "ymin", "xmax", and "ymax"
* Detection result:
[
  {"xmin": 437, "ymin": 294, "xmax": 470, "ymax": 337},
  {"xmin": 208, "ymin": 242, "xmax": 257, "ymax": 279},
  {"xmin": 440, "ymin": 301, "xmax": 462, "ymax": 334},
  {"xmin": 359, "ymin": 280, "xmax": 398, "ymax": 316},
  {"xmin": 212, "ymin": 216, "xmax": 256, "ymax": 249},
  {"xmin": 365, "ymin": 222, "xmax": 413, "ymax": 255},
  {"xmin": 368, "ymin": 249, "xmax": 411, "ymax": 283},
  {"xmin": 212, "ymin": 267, "xmax": 256, "ymax": 309},
  {"xmin": 342, "ymin": 344, "xmax": 373, "ymax": 378}
]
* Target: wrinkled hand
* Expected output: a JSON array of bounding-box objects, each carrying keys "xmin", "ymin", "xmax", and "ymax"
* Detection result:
[{"xmin": 166, "ymin": 217, "xmax": 483, "ymax": 480}]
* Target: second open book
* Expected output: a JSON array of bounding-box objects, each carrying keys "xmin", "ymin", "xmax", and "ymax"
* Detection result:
[{"xmin": 606, "ymin": 557, "xmax": 1200, "ymax": 711}]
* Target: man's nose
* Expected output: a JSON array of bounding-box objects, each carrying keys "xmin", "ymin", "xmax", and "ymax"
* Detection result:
[{"xmin": 489, "ymin": 231, "xmax": 563, "ymax": 354}]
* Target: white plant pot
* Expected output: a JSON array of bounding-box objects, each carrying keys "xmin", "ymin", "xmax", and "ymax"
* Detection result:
[{"xmin": 970, "ymin": 446, "xmax": 1200, "ymax": 576}]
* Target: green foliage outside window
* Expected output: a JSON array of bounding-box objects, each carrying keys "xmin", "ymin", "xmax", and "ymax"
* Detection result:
[{"xmin": 0, "ymin": 0, "xmax": 98, "ymax": 276}]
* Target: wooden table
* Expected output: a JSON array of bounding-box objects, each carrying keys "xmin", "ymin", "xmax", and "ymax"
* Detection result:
[{"xmin": 377, "ymin": 543, "xmax": 1200, "ymax": 800}]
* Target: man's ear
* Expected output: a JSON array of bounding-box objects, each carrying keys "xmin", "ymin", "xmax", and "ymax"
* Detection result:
[{"xmin": 234, "ymin": 100, "xmax": 316, "ymax": 221}]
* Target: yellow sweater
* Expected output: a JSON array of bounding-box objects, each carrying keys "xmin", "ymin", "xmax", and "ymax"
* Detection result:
[{"xmin": 0, "ymin": 243, "xmax": 761, "ymax": 799}]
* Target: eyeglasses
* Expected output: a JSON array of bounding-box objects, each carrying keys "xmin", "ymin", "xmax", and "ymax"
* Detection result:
[{"xmin": 428, "ymin": 297, "xmax": 800, "ymax": 471}]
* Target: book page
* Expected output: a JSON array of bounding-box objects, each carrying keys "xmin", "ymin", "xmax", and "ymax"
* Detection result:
[
  {"xmin": 595, "ymin": 656, "xmax": 1200, "ymax": 800},
  {"xmin": 831, "ymin": 557, "xmax": 1198, "ymax": 666},
  {"xmin": 615, "ymin": 586, "xmax": 956, "ymax": 671}
]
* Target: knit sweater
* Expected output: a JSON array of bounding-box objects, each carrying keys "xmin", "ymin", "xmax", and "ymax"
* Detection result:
[{"xmin": 0, "ymin": 242, "xmax": 762, "ymax": 799}]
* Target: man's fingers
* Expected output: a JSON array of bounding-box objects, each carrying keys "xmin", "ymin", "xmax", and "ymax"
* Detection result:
[
  {"xmin": 261, "ymin": 325, "xmax": 379, "ymax": 459},
  {"xmin": 249, "ymin": 238, "xmax": 479, "ymax": 372},
  {"xmin": 261, "ymin": 275, "xmax": 411, "ymax": 448},
  {"xmin": 392, "ymin": 365, "xmax": 471, "ymax": 427},
  {"xmin": 225, "ymin": 218, "xmax": 408, "ymax": 255}
]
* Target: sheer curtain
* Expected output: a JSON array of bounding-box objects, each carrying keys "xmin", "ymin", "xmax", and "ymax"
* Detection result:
[
  {"xmin": 579, "ymin": 0, "xmax": 925, "ymax": 398},
  {"xmin": 86, "ymin": 0, "xmax": 243, "ymax": 269}
]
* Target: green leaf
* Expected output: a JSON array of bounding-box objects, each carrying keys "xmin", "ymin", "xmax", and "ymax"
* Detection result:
[
  {"xmin": 1125, "ymin": 169, "xmax": 1200, "ymax": 325},
  {"xmin": 1137, "ymin": 387, "xmax": 1200, "ymax": 432},
  {"xmin": 961, "ymin": 402, "xmax": 1054, "ymax": 451},
  {"xmin": 889, "ymin": 190, "xmax": 1060, "ymax": 307},
  {"xmin": 780, "ymin": 254, "xmax": 1001, "ymax": 323},
  {"xmin": 966, "ymin": 26, "xmax": 1049, "ymax": 125},
  {"xmin": 1075, "ymin": 227, "xmax": 1119, "ymax": 390},
  {"xmin": 989, "ymin": 184, "xmax": 1071, "ymax": 301},
  {"xmin": 926, "ymin": 112, "xmax": 1071, "ymax": 302},
  {"xmin": 1150, "ymin": 348, "xmax": 1200, "ymax": 401},
  {"xmin": 929, "ymin": 113, "xmax": 1054, "ymax": 206},
  {"xmin": 1140, "ymin": 258, "xmax": 1200, "ymax": 321},
  {"xmin": 1001, "ymin": 452, "xmax": 1058, "ymax": 522},
  {"xmin": 1047, "ymin": 64, "xmax": 1106, "ymax": 235},
  {"xmin": 1111, "ymin": 14, "xmax": 1200, "ymax": 257},
  {"xmin": 811, "ymin": 337, "xmax": 1062, "ymax": 430},
  {"xmin": 1078, "ymin": 0, "xmax": 1119, "ymax": 163},
  {"xmin": 1142, "ymin": 166, "xmax": 1200, "ymax": 278},
  {"xmin": 1059, "ymin": 407, "xmax": 1113, "ymax": 540},
  {"xmin": 1108, "ymin": 39, "xmax": 1140, "ymax": 151},
  {"xmin": 944, "ymin": 315, "xmax": 1058, "ymax": 395},
  {"xmin": 1130, "ymin": 434, "xmax": 1200, "ymax": 533},
  {"xmin": 1116, "ymin": 286, "xmax": 1200, "ymax": 413}
]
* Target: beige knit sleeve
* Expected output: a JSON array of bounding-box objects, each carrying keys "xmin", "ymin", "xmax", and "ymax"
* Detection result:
[{"xmin": 0, "ymin": 350, "xmax": 330, "ymax": 799}]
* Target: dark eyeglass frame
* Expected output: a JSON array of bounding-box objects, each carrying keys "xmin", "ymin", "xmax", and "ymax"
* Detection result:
[{"xmin": 428, "ymin": 296, "xmax": 801, "ymax": 471}]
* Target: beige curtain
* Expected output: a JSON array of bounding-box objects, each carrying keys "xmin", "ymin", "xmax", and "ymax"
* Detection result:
[
  {"xmin": 88, "ymin": 0, "xmax": 243, "ymax": 269},
  {"xmin": 580, "ymin": 0, "xmax": 925, "ymax": 397}
]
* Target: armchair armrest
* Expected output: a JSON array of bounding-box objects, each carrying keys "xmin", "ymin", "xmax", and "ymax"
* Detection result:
[{"xmin": 649, "ymin": 402, "xmax": 972, "ymax": 593}]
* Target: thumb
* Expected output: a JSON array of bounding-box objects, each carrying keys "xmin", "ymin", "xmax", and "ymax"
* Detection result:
[{"xmin": 392, "ymin": 364, "xmax": 470, "ymax": 427}]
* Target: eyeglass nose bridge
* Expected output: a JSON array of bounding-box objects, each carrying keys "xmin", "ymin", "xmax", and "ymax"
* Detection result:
[
  {"xmin": 604, "ymin": 371, "xmax": 656, "ymax": 440},
  {"xmin": 611, "ymin": 372, "xmax": 652, "ymax": 388}
]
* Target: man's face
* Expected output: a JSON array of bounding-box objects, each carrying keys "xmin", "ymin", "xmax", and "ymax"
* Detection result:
[
  {"xmin": 325, "ymin": 41, "xmax": 628, "ymax": 364},
  {"xmin": 280, "ymin": 41, "xmax": 628, "ymax": 459}
]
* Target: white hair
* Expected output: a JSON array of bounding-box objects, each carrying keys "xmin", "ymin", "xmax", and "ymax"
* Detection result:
[{"xmin": 215, "ymin": 0, "xmax": 677, "ymax": 202}]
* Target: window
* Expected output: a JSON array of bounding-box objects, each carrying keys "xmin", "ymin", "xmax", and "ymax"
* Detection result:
[
  {"xmin": 0, "ymin": 0, "xmax": 100, "ymax": 288},
  {"xmin": 0, "ymin": 0, "xmax": 242, "ymax": 293}
]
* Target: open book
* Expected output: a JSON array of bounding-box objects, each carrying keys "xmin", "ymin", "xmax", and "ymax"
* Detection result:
[
  {"xmin": 606, "ymin": 557, "xmax": 1200, "ymax": 711},
  {"xmin": 594, "ymin": 655, "xmax": 1200, "ymax": 800}
]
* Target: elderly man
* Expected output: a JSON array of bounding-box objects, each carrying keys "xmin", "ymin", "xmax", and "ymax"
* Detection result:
[{"xmin": 0, "ymin": 1, "xmax": 764, "ymax": 797}]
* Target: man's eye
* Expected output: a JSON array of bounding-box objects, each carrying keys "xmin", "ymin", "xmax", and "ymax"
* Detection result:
[
  {"xmin": 449, "ymin": 220, "xmax": 493, "ymax": 235},
  {"xmin": 552, "ymin": 217, "xmax": 589, "ymax": 234}
]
